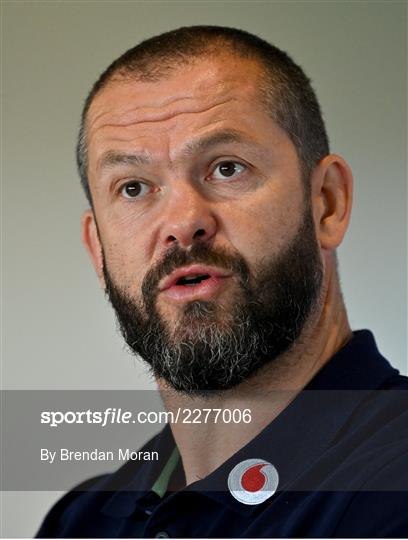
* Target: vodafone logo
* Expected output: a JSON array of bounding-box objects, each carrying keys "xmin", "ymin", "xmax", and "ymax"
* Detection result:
[{"xmin": 228, "ymin": 458, "xmax": 279, "ymax": 505}]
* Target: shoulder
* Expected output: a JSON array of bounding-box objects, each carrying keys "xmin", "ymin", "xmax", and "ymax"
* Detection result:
[
  {"xmin": 333, "ymin": 467, "xmax": 408, "ymax": 537},
  {"xmin": 338, "ymin": 369, "xmax": 408, "ymax": 442},
  {"xmin": 332, "ymin": 374, "xmax": 408, "ymax": 535},
  {"xmin": 36, "ymin": 429, "xmax": 164, "ymax": 538},
  {"xmin": 36, "ymin": 474, "xmax": 112, "ymax": 537},
  {"xmin": 353, "ymin": 372, "xmax": 408, "ymax": 445},
  {"xmin": 338, "ymin": 372, "xmax": 408, "ymax": 475}
]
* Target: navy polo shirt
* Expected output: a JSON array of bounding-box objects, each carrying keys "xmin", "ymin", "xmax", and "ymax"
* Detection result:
[{"xmin": 37, "ymin": 331, "xmax": 408, "ymax": 537}]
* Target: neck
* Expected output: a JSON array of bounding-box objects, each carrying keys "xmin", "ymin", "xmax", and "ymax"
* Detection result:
[{"xmin": 158, "ymin": 260, "xmax": 352, "ymax": 486}]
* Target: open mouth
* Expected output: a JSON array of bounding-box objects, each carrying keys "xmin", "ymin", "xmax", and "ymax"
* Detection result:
[
  {"xmin": 158, "ymin": 265, "xmax": 232, "ymax": 301},
  {"xmin": 176, "ymin": 274, "xmax": 211, "ymax": 286}
]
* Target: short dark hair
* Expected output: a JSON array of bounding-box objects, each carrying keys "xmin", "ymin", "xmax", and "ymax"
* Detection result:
[{"xmin": 77, "ymin": 25, "xmax": 330, "ymax": 205}]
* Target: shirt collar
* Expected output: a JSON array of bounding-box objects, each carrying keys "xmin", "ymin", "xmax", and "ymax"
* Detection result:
[
  {"xmin": 102, "ymin": 330, "xmax": 399, "ymax": 518},
  {"xmin": 100, "ymin": 422, "xmax": 178, "ymax": 517}
]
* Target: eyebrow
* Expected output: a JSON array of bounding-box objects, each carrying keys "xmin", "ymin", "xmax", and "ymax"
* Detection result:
[
  {"xmin": 98, "ymin": 150, "xmax": 151, "ymax": 172},
  {"xmin": 182, "ymin": 130, "xmax": 255, "ymax": 155},
  {"xmin": 97, "ymin": 129, "xmax": 257, "ymax": 173}
]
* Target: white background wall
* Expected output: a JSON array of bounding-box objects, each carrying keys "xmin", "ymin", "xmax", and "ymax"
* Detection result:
[{"xmin": 2, "ymin": 0, "xmax": 406, "ymax": 536}]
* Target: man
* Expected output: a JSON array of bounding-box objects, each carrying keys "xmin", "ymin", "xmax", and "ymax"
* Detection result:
[{"xmin": 38, "ymin": 26, "xmax": 408, "ymax": 537}]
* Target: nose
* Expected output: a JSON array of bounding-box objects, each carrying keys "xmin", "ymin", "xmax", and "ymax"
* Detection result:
[{"xmin": 159, "ymin": 184, "xmax": 217, "ymax": 250}]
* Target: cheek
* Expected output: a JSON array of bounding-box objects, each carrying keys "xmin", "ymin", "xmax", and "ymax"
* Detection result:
[
  {"xmin": 99, "ymin": 224, "xmax": 149, "ymax": 293},
  {"xmin": 224, "ymin": 191, "xmax": 302, "ymax": 263},
  {"xmin": 94, "ymin": 196, "xmax": 160, "ymax": 276}
]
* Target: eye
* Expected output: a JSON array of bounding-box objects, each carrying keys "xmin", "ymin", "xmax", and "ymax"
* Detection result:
[
  {"xmin": 120, "ymin": 181, "xmax": 150, "ymax": 199},
  {"xmin": 211, "ymin": 161, "xmax": 246, "ymax": 180}
]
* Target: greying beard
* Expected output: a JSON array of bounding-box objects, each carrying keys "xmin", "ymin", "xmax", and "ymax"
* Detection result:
[
  {"xmin": 138, "ymin": 300, "xmax": 264, "ymax": 393},
  {"xmin": 102, "ymin": 201, "xmax": 323, "ymax": 396}
]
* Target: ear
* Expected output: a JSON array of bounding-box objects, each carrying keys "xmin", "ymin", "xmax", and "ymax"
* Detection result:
[
  {"xmin": 81, "ymin": 209, "xmax": 106, "ymax": 287},
  {"xmin": 311, "ymin": 154, "xmax": 353, "ymax": 251}
]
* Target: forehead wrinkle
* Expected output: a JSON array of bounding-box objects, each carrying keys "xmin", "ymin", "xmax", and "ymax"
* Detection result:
[
  {"xmin": 95, "ymin": 127, "xmax": 264, "ymax": 175},
  {"xmin": 87, "ymin": 96, "xmax": 246, "ymax": 171},
  {"xmin": 88, "ymin": 93, "xmax": 194, "ymax": 127},
  {"xmin": 96, "ymin": 129, "xmax": 264, "ymax": 177},
  {"xmin": 88, "ymin": 96, "xmax": 238, "ymax": 134}
]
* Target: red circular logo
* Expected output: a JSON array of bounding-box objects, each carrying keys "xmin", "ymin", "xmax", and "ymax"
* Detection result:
[{"xmin": 228, "ymin": 459, "xmax": 279, "ymax": 505}]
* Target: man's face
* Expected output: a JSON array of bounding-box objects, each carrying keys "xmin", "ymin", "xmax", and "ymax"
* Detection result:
[{"xmin": 85, "ymin": 54, "xmax": 323, "ymax": 394}]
